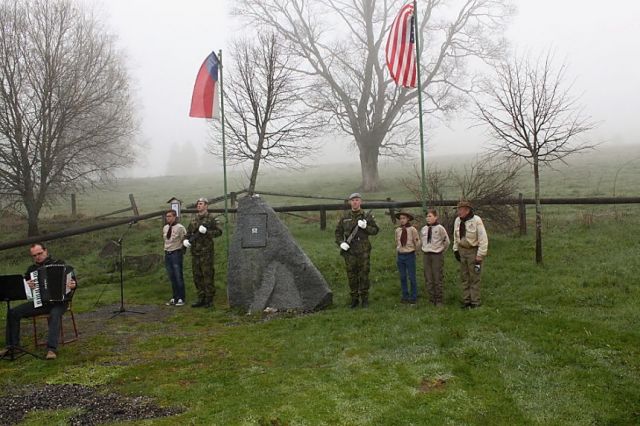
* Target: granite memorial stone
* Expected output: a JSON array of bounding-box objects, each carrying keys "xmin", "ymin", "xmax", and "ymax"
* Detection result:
[{"xmin": 228, "ymin": 196, "xmax": 332, "ymax": 312}]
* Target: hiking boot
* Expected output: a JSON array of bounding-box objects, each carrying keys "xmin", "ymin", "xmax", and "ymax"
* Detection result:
[
  {"xmin": 349, "ymin": 298, "xmax": 359, "ymax": 309},
  {"xmin": 360, "ymin": 297, "xmax": 369, "ymax": 308},
  {"xmin": 165, "ymin": 298, "xmax": 176, "ymax": 306},
  {"xmin": 45, "ymin": 350, "xmax": 57, "ymax": 360},
  {"xmin": 191, "ymin": 300, "xmax": 207, "ymax": 308},
  {"xmin": 0, "ymin": 348, "xmax": 9, "ymax": 357},
  {"xmin": 175, "ymin": 299, "xmax": 185, "ymax": 306}
]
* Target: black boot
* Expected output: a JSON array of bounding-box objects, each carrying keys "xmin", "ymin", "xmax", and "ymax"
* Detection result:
[
  {"xmin": 349, "ymin": 297, "xmax": 359, "ymax": 309},
  {"xmin": 191, "ymin": 299, "xmax": 207, "ymax": 308},
  {"xmin": 360, "ymin": 296, "xmax": 369, "ymax": 308}
]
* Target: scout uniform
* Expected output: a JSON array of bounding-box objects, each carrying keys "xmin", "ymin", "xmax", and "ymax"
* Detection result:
[
  {"xmin": 394, "ymin": 212, "xmax": 421, "ymax": 303},
  {"xmin": 453, "ymin": 200, "xmax": 488, "ymax": 307},
  {"xmin": 185, "ymin": 199, "xmax": 222, "ymax": 307},
  {"xmin": 420, "ymin": 217, "xmax": 450, "ymax": 306},
  {"xmin": 335, "ymin": 194, "xmax": 379, "ymax": 308}
]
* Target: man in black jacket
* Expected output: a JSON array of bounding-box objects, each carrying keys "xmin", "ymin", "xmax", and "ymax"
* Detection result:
[{"xmin": 0, "ymin": 243, "xmax": 77, "ymax": 360}]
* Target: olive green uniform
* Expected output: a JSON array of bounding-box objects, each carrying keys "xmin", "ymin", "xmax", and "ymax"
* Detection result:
[
  {"xmin": 186, "ymin": 212, "xmax": 222, "ymax": 303},
  {"xmin": 334, "ymin": 210, "xmax": 379, "ymax": 301}
]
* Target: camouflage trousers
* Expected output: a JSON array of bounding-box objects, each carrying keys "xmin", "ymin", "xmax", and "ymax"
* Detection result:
[
  {"xmin": 192, "ymin": 251, "xmax": 215, "ymax": 302},
  {"xmin": 459, "ymin": 247, "xmax": 481, "ymax": 306},
  {"xmin": 343, "ymin": 251, "xmax": 371, "ymax": 298}
]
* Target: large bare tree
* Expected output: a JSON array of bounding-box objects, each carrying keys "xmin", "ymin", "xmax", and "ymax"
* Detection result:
[
  {"xmin": 475, "ymin": 51, "xmax": 595, "ymax": 263},
  {"xmin": 235, "ymin": 0, "xmax": 513, "ymax": 191},
  {"xmin": 0, "ymin": 0, "xmax": 138, "ymax": 236},
  {"xmin": 208, "ymin": 34, "xmax": 322, "ymax": 194}
]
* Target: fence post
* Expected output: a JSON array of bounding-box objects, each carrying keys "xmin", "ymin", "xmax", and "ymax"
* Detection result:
[
  {"xmin": 320, "ymin": 208, "xmax": 327, "ymax": 231},
  {"xmin": 387, "ymin": 197, "xmax": 397, "ymax": 224},
  {"xmin": 129, "ymin": 194, "xmax": 139, "ymax": 216},
  {"xmin": 71, "ymin": 194, "xmax": 77, "ymax": 217},
  {"xmin": 230, "ymin": 192, "xmax": 237, "ymax": 208},
  {"xmin": 518, "ymin": 193, "xmax": 527, "ymax": 236}
]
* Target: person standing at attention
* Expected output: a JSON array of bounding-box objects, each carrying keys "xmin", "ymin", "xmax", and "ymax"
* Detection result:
[
  {"xmin": 453, "ymin": 200, "xmax": 488, "ymax": 308},
  {"xmin": 163, "ymin": 209, "xmax": 187, "ymax": 306},
  {"xmin": 335, "ymin": 193, "xmax": 379, "ymax": 308},
  {"xmin": 183, "ymin": 198, "xmax": 222, "ymax": 308},
  {"xmin": 395, "ymin": 211, "xmax": 420, "ymax": 304},
  {"xmin": 420, "ymin": 209, "xmax": 450, "ymax": 306}
]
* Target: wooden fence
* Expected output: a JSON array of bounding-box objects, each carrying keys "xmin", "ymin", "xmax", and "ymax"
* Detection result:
[{"xmin": 1, "ymin": 195, "xmax": 638, "ymax": 252}]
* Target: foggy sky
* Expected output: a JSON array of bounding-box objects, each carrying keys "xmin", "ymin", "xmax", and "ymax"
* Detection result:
[{"xmin": 86, "ymin": 0, "xmax": 640, "ymax": 177}]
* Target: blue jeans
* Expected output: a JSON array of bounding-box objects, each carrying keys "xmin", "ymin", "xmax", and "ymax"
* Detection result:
[
  {"xmin": 397, "ymin": 252, "xmax": 417, "ymax": 301},
  {"xmin": 165, "ymin": 250, "xmax": 186, "ymax": 301}
]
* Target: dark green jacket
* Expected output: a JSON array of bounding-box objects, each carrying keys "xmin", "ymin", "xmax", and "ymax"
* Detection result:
[
  {"xmin": 334, "ymin": 209, "xmax": 379, "ymax": 254},
  {"xmin": 186, "ymin": 213, "xmax": 222, "ymax": 254}
]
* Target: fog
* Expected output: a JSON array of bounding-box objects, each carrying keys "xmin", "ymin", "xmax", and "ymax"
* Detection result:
[{"xmin": 87, "ymin": 0, "xmax": 640, "ymax": 177}]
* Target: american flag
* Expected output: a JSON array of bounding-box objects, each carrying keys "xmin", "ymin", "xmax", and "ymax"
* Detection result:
[
  {"xmin": 189, "ymin": 51, "xmax": 219, "ymax": 119},
  {"xmin": 385, "ymin": 3, "xmax": 416, "ymax": 88}
]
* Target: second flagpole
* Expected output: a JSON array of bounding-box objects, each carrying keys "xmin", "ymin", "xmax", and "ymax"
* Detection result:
[
  {"xmin": 413, "ymin": 0, "xmax": 427, "ymax": 214},
  {"xmin": 218, "ymin": 50, "xmax": 230, "ymax": 263}
]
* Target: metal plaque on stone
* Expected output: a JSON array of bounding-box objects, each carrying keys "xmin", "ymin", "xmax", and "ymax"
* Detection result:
[{"xmin": 242, "ymin": 214, "xmax": 268, "ymax": 248}]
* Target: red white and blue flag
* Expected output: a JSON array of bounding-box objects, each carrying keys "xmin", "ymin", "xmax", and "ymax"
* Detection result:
[
  {"xmin": 189, "ymin": 51, "xmax": 219, "ymax": 118},
  {"xmin": 385, "ymin": 3, "xmax": 417, "ymax": 88}
]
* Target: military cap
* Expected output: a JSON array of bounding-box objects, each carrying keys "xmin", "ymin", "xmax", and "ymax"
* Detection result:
[
  {"xmin": 394, "ymin": 211, "xmax": 415, "ymax": 221},
  {"xmin": 196, "ymin": 197, "xmax": 209, "ymax": 204},
  {"xmin": 348, "ymin": 192, "xmax": 362, "ymax": 200},
  {"xmin": 457, "ymin": 200, "xmax": 473, "ymax": 209}
]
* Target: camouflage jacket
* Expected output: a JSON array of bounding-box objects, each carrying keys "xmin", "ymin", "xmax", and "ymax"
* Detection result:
[
  {"xmin": 334, "ymin": 209, "xmax": 379, "ymax": 254},
  {"xmin": 186, "ymin": 212, "xmax": 222, "ymax": 254}
]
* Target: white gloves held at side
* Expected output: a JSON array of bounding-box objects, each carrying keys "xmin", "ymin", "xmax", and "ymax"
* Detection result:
[
  {"xmin": 198, "ymin": 225, "xmax": 207, "ymax": 234},
  {"xmin": 357, "ymin": 219, "xmax": 367, "ymax": 229},
  {"xmin": 182, "ymin": 239, "xmax": 191, "ymax": 248},
  {"xmin": 340, "ymin": 242, "xmax": 350, "ymax": 251}
]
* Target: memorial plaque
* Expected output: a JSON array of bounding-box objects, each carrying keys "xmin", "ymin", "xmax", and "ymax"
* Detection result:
[{"xmin": 242, "ymin": 213, "xmax": 268, "ymax": 248}]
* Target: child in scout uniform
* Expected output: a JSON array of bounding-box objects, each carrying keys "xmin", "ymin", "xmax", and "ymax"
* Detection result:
[
  {"xmin": 394, "ymin": 211, "xmax": 421, "ymax": 304},
  {"xmin": 452, "ymin": 200, "xmax": 489, "ymax": 308},
  {"xmin": 420, "ymin": 209, "xmax": 450, "ymax": 306}
]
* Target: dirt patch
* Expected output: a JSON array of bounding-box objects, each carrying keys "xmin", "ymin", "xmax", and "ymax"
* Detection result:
[
  {"xmin": 0, "ymin": 383, "xmax": 183, "ymax": 425},
  {"xmin": 418, "ymin": 377, "xmax": 447, "ymax": 393}
]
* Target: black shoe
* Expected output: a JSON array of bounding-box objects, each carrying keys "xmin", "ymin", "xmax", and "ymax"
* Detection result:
[
  {"xmin": 460, "ymin": 302, "xmax": 471, "ymax": 309},
  {"xmin": 191, "ymin": 300, "xmax": 207, "ymax": 308},
  {"xmin": 204, "ymin": 301, "xmax": 213, "ymax": 308},
  {"xmin": 361, "ymin": 297, "xmax": 369, "ymax": 308},
  {"xmin": 349, "ymin": 298, "xmax": 359, "ymax": 309}
]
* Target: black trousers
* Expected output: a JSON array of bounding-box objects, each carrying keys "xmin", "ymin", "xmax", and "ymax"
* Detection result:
[{"xmin": 5, "ymin": 301, "xmax": 68, "ymax": 351}]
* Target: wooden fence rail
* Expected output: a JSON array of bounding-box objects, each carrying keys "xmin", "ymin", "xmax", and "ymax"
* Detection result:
[{"xmin": 1, "ymin": 196, "xmax": 639, "ymax": 252}]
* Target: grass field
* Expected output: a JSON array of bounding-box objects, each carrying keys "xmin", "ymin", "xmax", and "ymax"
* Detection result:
[{"xmin": 0, "ymin": 147, "xmax": 639, "ymax": 425}]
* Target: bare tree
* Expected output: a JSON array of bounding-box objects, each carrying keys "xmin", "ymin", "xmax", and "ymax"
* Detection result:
[
  {"xmin": 401, "ymin": 155, "xmax": 521, "ymax": 230},
  {"xmin": 208, "ymin": 34, "xmax": 322, "ymax": 194},
  {"xmin": 235, "ymin": 0, "xmax": 513, "ymax": 191},
  {"xmin": 0, "ymin": 0, "xmax": 138, "ymax": 236},
  {"xmin": 474, "ymin": 51, "xmax": 596, "ymax": 263}
]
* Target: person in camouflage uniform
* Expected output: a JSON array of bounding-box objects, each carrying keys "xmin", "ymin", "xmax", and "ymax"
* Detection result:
[
  {"xmin": 183, "ymin": 197, "xmax": 222, "ymax": 308},
  {"xmin": 335, "ymin": 193, "xmax": 379, "ymax": 308}
]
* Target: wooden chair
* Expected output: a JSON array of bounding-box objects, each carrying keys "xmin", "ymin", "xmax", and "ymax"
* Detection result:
[{"xmin": 31, "ymin": 302, "xmax": 79, "ymax": 347}]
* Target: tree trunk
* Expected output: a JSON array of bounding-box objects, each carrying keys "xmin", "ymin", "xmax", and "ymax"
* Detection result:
[
  {"xmin": 24, "ymin": 198, "xmax": 41, "ymax": 237},
  {"xmin": 533, "ymin": 159, "xmax": 543, "ymax": 264},
  {"xmin": 248, "ymin": 142, "xmax": 264, "ymax": 195},
  {"xmin": 359, "ymin": 143, "xmax": 380, "ymax": 192}
]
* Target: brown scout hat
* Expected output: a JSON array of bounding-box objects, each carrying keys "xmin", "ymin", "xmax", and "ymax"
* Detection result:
[
  {"xmin": 394, "ymin": 211, "xmax": 415, "ymax": 221},
  {"xmin": 457, "ymin": 200, "xmax": 473, "ymax": 209}
]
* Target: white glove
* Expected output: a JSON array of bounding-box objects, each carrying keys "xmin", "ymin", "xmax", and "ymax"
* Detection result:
[
  {"xmin": 340, "ymin": 242, "xmax": 350, "ymax": 251},
  {"xmin": 198, "ymin": 225, "xmax": 207, "ymax": 234},
  {"xmin": 357, "ymin": 219, "xmax": 367, "ymax": 229},
  {"xmin": 182, "ymin": 239, "xmax": 191, "ymax": 248}
]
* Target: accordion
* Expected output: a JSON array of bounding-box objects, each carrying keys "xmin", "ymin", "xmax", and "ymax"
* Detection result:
[{"xmin": 28, "ymin": 264, "xmax": 73, "ymax": 307}]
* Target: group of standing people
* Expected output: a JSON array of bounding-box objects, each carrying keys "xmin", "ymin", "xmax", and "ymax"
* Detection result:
[{"xmin": 335, "ymin": 193, "xmax": 489, "ymax": 309}]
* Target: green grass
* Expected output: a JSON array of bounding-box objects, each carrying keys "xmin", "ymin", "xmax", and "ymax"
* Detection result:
[
  {"xmin": 1, "ymin": 149, "xmax": 639, "ymax": 424},
  {"xmin": 1, "ymin": 204, "xmax": 639, "ymax": 424}
]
